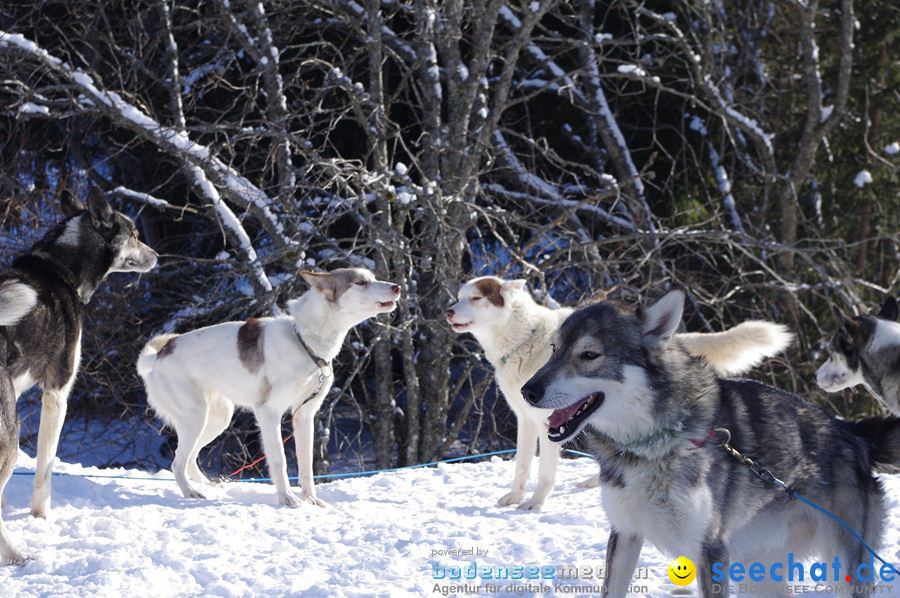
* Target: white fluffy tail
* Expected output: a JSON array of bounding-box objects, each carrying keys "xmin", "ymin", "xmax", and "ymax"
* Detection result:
[
  {"xmin": 136, "ymin": 333, "xmax": 178, "ymax": 378},
  {"xmin": 678, "ymin": 320, "xmax": 793, "ymax": 377},
  {"xmin": 0, "ymin": 280, "xmax": 37, "ymax": 326}
]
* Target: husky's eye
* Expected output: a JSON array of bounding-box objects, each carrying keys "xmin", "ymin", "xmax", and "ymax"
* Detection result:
[
  {"xmin": 580, "ymin": 351, "xmax": 601, "ymax": 361},
  {"xmin": 471, "ymin": 296, "xmax": 482, "ymax": 302},
  {"xmin": 355, "ymin": 281, "xmax": 368, "ymax": 287}
]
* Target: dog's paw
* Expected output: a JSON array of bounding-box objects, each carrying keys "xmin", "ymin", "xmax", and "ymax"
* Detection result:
[
  {"xmin": 29, "ymin": 503, "xmax": 49, "ymax": 519},
  {"xmin": 279, "ymin": 492, "xmax": 304, "ymax": 508},
  {"xmin": 1, "ymin": 549, "xmax": 27, "ymax": 567},
  {"xmin": 576, "ymin": 474, "xmax": 601, "ymax": 489},
  {"xmin": 303, "ymin": 494, "xmax": 327, "ymax": 508},
  {"xmin": 181, "ymin": 486, "xmax": 207, "ymax": 500},
  {"xmin": 497, "ymin": 491, "xmax": 524, "ymax": 507},
  {"xmin": 30, "ymin": 485, "xmax": 51, "ymax": 519},
  {"xmin": 517, "ymin": 498, "xmax": 544, "ymax": 512}
]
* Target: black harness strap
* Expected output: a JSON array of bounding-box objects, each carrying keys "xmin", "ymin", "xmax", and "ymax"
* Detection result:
[{"xmin": 291, "ymin": 325, "xmax": 333, "ymax": 417}]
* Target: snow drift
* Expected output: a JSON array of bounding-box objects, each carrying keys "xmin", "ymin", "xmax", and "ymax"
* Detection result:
[{"xmin": 1, "ymin": 452, "xmax": 899, "ymax": 597}]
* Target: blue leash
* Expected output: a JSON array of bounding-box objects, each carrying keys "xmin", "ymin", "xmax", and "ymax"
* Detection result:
[
  {"xmin": 789, "ymin": 491, "xmax": 898, "ymax": 577},
  {"xmin": 10, "ymin": 448, "xmax": 593, "ymax": 483},
  {"xmin": 715, "ymin": 427, "xmax": 899, "ymax": 577},
  {"xmin": 237, "ymin": 448, "xmax": 518, "ymax": 482}
]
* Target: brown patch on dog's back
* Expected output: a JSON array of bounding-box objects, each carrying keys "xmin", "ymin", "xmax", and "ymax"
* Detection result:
[
  {"xmin": 237, "ymin": 318, "xmax": 265, "ymax": 373},
  {"xmin": 475, "ymin": 278, "xmax": 504, "ymax": 307},
  {"xmin": 157, "ymin": 337, "xmax": 177, "ymax": 358}
]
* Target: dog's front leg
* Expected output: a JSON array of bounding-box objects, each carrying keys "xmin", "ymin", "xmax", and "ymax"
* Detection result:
[
  {"xmin": 699, "ymin": 537, "xmax": 728, "ymax": 598},
  {"xmin": 254, "ymin": 406, "xmax": 302, "ymax": 508},
  {"xmin": 0, "ymin": 371, "xmax": 26, "ymax": 565},
  {"xmin": 292, "ymin": 405, "xmax": 325, "ymax": 507},
  {"xmin": 31, "ymin": 380, "xmax": 73, "ymax": 518},
  {"xmin": 518, "ymin": 429, "xmax": 560, "ymax": 511},
  {"xmin": 602, "ymin": 529, "xmax": 643, "ymax": 598},
  {"xmin": 497, "ymin": 415, "xmax": 538, "ymax": 507}
]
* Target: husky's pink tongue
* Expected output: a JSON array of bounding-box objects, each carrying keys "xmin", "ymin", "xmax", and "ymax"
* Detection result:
[{"xmin": 549, "ymin": 399, "xmax": 586, "ymax": 428}]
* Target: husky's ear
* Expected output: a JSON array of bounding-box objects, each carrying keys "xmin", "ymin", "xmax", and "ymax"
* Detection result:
[
  {"xmin": 833, "ymin": 305, "xmax": 876, "ymax": 349},
  {"xmin": 876, "ymin": 296, "xmax": 899, "ymax": 322},
  {"xmin": 849, "ymin": 317, "xmax": 876, "ymax": 348},
  {"xmin": 640, "ymin": 290, "xmax": 684, "ymax": 351},
  {"xmin": 87, "ymin": 186, "xmax": 115, "ymax": 229},
  {"xmin": 502, "ymin": 279, "xmax": 527, "ymax": 293},
  {"xmin": 60, "ymin": 189, "xmax": 85, "ymax": 217},
  {"xmin": 300, "ymin": 270, "xmax": 338, "ymax": 301}
]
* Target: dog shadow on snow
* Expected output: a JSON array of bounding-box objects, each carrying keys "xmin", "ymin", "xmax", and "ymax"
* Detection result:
[
  {"xmin": 3, "ymin": 470, "xmax": 320, "ymax": 515},
  {"xmin": 5, "ymin": 464, "xmax": 603, "ymax": 518}
]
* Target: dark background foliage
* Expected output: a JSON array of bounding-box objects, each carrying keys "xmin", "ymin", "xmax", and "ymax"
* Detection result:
[{"xmin": 0, "ymin": 0, "xmax": 897, "ymax": 476}]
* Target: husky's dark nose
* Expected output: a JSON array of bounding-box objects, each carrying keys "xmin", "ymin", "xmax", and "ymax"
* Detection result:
[
  {"xmin": 446, "ymin": 308, "xmax": 455, "ymax": 318},
  {"xmin": 521, "ymin": 379, "xmax": 544, "ymax": 406},
  {"xmin": 390, "ymin": 284, "xmax": 400, "ymax": 295}
]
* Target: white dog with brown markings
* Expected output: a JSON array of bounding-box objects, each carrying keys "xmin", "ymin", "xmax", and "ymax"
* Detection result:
[
  {"xmin": 447, "ymin": 276, "xmax": 793, "ymax": 511},
  {"xmin": 137, "ymin": 268, "xmax": 400, "ymax": 507}
]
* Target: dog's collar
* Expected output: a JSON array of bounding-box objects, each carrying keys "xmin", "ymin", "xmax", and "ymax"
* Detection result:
[
  {"xmin": 613, "ymin": 422, "xmax": 687, "ymax": 458},
  {"xmin": 291, "ymin": 324, "xmax": 334, "ymax": 416},
  {"xmin": 292, "ymin": 324, "xmax": 332, "ymax": 373},
  {"xmin": 499, "ymin": 326, "xmax": 539, "ymax": 366}
]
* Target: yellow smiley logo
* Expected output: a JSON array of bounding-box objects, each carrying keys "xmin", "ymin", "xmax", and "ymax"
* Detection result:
[{"xmin": 668, "ymin": 556, "xmax": 696, "ymax": 586}]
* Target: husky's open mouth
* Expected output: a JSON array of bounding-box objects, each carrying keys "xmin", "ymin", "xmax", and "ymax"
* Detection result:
[
  {"xmin": 547, "ymin": 393, "xmax": 604, "ymax": 442},
  {"xmin": 377, "ymin": 300, "xmax": 397, "ymax": 310}
]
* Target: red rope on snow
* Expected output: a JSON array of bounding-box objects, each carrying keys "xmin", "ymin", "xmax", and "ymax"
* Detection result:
[{"xmin": 228, "ymin": 433, "xmax": 293, "ymax": 477}]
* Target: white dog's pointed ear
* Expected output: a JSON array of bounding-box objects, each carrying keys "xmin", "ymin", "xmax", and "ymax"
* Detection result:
[
  {"xmin": 300, "ymin": 270, "xmax": 337, "ymax": 301},
  {"xmin": 503, "ymin": 279, "xmax": 526, "ymax": 293},
  {"xmin": 641, "ymin": 290, "xmax": 684, "ymax": 351}
]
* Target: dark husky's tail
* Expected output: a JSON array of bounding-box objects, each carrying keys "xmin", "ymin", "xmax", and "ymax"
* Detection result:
[{"xmin": 848, "ymin": 416, "xmax": 900, "ymax": 472}]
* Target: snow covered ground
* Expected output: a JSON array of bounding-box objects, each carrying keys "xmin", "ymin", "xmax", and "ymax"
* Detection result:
[{"xmin": 2, "ymin": 452, "xmax": 899, "ymax": 597}]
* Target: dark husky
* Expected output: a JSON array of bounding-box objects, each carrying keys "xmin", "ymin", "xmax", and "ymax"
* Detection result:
[
  {"xmin": 0, "ymin": 188, "xmax": 157, "ymax": 565},
  {"xmin": 521, "ymin": 290, "xmax": 900, "ymax": 597},
  {"xmin": 816, "ymin": 296, "xmax": 900, "ymax": 415}
]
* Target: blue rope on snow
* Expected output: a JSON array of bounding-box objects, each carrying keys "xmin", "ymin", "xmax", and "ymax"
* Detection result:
[
  {"xmin": 10, "ymin": 447, "xmax": 594, "ymax": 483},
  {"xmin": 239, "ymin": 448, "xmax": 519, "ymax": 482}
]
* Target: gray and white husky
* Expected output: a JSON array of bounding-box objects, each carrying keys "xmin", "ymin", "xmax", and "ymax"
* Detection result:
[
  {"xmin": 137, "ymin": 268, "xmax": 400, "ymax": 508},
  {"xmin": 0, "ymin": 188, "xmax": 157, "ymax": 565},
  {"xmin": 448, "ymin": 276, "xmax": 792, "ymax": 511},
  {"xmin": 522, "ymin": 290, "xmax": 900, "ymax": 597},
  {"xmin": 816, "ymin": 296, "xmax": 900, "ymax": 415}
]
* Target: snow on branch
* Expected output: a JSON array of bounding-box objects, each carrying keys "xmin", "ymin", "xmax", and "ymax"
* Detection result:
[
  {"xmin": 0, "ymin": 29, "xmax": 291, "ymax": 252},
  {"xmin": 497, "ymin": 6, "xmax": 652, "ymax": 227},
  {"xmin": 634, "ymin": 7, "xmax": 777, "ymax": 173},
  {"xmin": 189, "ymin": 164, "xmax": 273, "ymax": 293},
  {"xmin": 111, "ymin": 186, "xmax": 191, "ymax": 213},
  {"xmin": 482, "ymin": 183, "xmax": 636, "ymax": 232}
]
